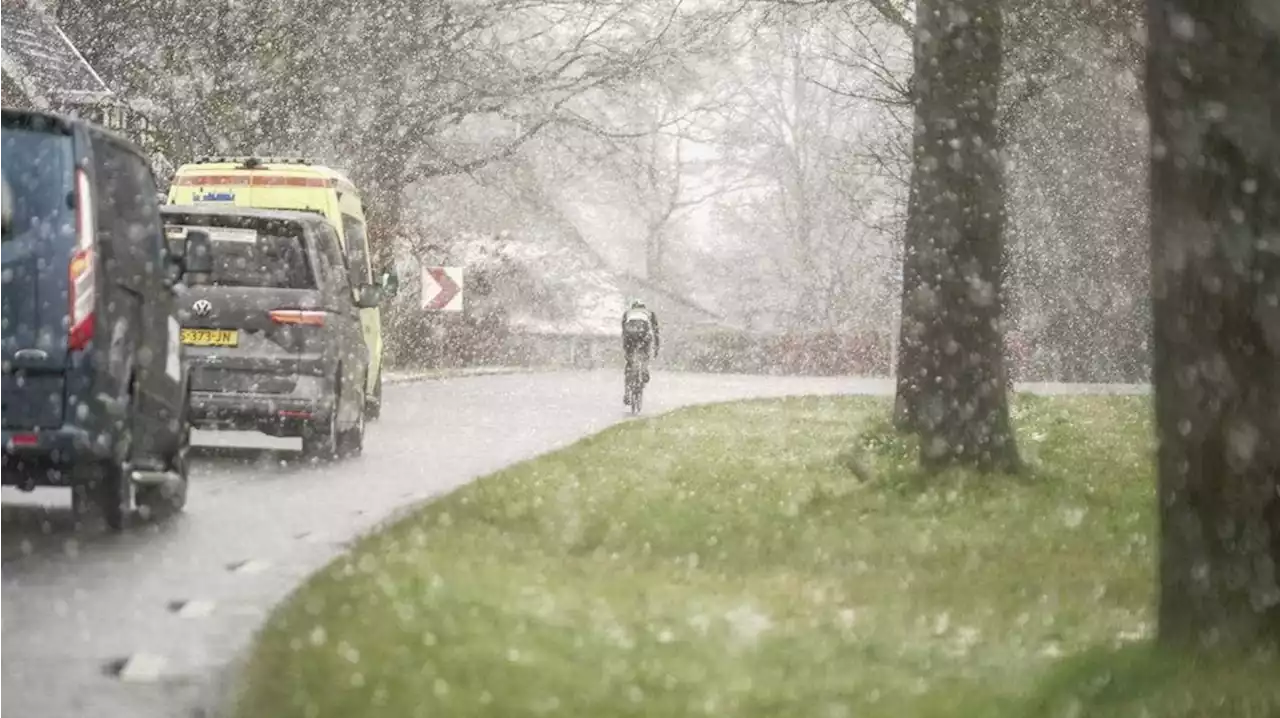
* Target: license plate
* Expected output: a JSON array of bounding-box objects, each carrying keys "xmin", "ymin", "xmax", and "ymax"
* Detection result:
[{"xmin": 181, "ymin": 328, "xmax": 238, "ymax": 347}]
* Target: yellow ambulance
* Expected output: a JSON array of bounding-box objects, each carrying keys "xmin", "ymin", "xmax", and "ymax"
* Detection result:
[{"xmin": 166, "ymin": 156, "xmax": 397, "ymax": 418}]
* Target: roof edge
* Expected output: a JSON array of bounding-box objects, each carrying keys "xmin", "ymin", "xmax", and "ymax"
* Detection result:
[{"xmin": 51, "ymin": 23, "xmax": 111, "ymax": 94}]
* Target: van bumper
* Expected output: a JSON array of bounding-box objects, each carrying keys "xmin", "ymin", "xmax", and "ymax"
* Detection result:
[{"xmin": 1, "ymin": 426, "xmax": 113, "ymax": 487}]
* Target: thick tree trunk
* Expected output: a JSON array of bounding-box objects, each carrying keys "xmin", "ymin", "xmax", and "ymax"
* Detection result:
[
  {"xmin": 1148, "ymin": 0, "xmax": 1280, "ymax": 650},
  {"xmin": 896, "ymin": 0, "xmax": 1019, "ymax": 471},
  {"xmin": 894, "ymin": 166, "xmax": 926, "ymax": 430}
]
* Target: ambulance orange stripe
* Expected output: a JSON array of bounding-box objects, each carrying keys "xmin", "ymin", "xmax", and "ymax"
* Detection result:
[
  {"xmin": 249, "ymin": 176, "xmax": 334, "ymax": 188},
  {"xmin": 173, "ymin": 175, "xmax": 335, "ymax": 188},
  {"xmin": 173, "ymin": 175, "xmax": 245, "ymax": 186}
]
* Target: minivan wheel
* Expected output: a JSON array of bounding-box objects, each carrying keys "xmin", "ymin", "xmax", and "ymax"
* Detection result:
[
  {"xmin": 303, "ymin": 372, "xmax": 342, "ymax": 460},
  {"xmin": 337, "ymin": 393, "xmax": 366, "ymax": 458},
  {"xmin": 301, "ymin": 417, "xmax": 337, "ymax": 460}
]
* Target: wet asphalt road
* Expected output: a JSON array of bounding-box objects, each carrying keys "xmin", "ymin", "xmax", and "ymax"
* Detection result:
[{"xmin": 2, "ymin": 370, "xmax": 902, "ymax": 718}]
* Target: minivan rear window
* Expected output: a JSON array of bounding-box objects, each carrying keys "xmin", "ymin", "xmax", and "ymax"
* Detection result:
[
  {"xmin": 1, "ymin": 126, "xmax": 73, "ymax": 244},
  {"xmin": 165, "ymin": 219, "xmax": 315, "ymax": 289},
  {"xmin": 212, "ymin": 233, "xmax": 314, "ymax": 289}
]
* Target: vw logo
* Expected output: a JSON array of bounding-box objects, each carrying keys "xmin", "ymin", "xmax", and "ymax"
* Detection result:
[{"xmin": 192, "ymin": 299, "xmax": 213, "ymax": 317}]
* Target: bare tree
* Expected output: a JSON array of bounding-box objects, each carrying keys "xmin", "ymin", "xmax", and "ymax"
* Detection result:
[
  {"xmin": 699, "ymin": 18, "xmax": 897, "ymax": 332},
  {"xmin": 310, "ymin": 0, "xmax": 721, "ymax": 268},
  {"xmin": 1147, "ymin": 0, "xmax": 1280, "ymax": 649},
  {"xmin": 61, "ymin": 0, "xmax": 734, "ymax": 267},
  {"xmin": 591, "ymin": 89, "xmax": 721, "ymax": 285}
]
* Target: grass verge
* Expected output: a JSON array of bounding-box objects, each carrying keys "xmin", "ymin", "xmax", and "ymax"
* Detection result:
[
  {"xmin": 1019, "ymin": 643, "xmax": 1280, "ymax": 717},
  {"xmin": 230, "ymin": 394, "xmax": 1274, "ymax": 717}
]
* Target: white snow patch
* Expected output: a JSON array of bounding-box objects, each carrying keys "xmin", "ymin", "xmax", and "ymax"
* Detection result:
[
  {"xmin": 724, "ymin": 604, "xmax": 773, "ymax": 644},
  {"xmin": 1039, "ymin": 642, "xmax": 1065, "ymax": 658},
  {"xmin": 175, "ymin": 600, "xmax": 216, "ymax": 619},
  {"xmin": 230, "ymin": 559, "xmax": 272, "ymax": 574},
  {"xmin": 837, "ymin": 607, "xmax": 858, "ymax": 630},
  {"xmin": 1062, "ymin": 506, "xmax": 1087, "ymax": 529},
  {"xmin": 116, "ymin": 653, "xmax": 167, "ymax": 683}
]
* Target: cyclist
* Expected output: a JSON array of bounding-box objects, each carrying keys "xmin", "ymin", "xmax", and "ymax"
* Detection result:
[{"xmin": 621, "ymin": 299, "xmax": 660, "ymax": 405}]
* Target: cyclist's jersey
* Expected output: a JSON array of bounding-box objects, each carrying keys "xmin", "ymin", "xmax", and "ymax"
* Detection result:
[{"xmin": 622, "ymin": 308, "xmax": 654, "ymax": 339}]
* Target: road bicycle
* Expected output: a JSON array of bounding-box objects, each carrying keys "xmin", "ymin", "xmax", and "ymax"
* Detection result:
[{"xmin": 624, "ymin": 362, "xmax": 646, "ymax": 414}]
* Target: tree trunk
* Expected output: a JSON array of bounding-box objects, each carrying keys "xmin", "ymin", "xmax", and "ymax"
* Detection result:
[
  {"xmin": 895, "ymin": 0, "xmax": 1019, "ymax": 471},
  {"xmin": 359, "ymin": 134, "xmax": 411, "ymax": 273},
  {"xmin": 1148, "ymin": 0, "xmax": 1280, "ymax": 650},
  {"xmin": 646, "ymin": 222, "xmax": 664, "ymax": 283},
  {"xmin": 894, "ymin": 162, "xmax": 926, "ymax": 430},
  {"xmin": 364, "ymin": 184, "xmax": 403, "ymax": 272}
]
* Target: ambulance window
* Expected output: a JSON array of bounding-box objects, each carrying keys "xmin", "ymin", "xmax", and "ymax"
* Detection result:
[
  {"xmin": 341, "ymin": 214, "xmax": 370, "ymax": 285},
  {"xmin": 312, "ymin": 223, "xmax": 352, "ymax": 298}
]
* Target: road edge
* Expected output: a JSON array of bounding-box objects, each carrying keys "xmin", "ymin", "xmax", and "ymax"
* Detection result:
[{"xmin": 383, "ymin": 365, "xmax": 554, "ymax": 385}]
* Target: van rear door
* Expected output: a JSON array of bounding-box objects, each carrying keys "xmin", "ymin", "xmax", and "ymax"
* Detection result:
[{"xmin": 1, "ymin": 117, "xmax": 76, "ymax": 428}]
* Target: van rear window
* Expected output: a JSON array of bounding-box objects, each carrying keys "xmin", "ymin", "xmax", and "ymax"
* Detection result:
[
  {"xmin": 1, "ymin": 126, "xmax": 73, "ymax": 245},
  {"xmin": 165, "ymin": 219, "xmax": 315, "ymax": 289}
]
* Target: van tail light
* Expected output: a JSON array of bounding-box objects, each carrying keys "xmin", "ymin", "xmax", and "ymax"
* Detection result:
[
  {"xmin": 69, "ymin": 168, "xmax": 96, "ymax": 351},
  {"xmin": 269, "ymin": 310, "xmax": 327, "ymax": 326},
  {"xmin": 68, "ymin": 250, "xmax": 95, "ymax": 350}
]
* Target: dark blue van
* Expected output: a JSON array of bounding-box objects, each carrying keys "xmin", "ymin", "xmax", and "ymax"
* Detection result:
[{"xmin": 1, "ymin": 109, "xmax": 211, "ymax": 529}]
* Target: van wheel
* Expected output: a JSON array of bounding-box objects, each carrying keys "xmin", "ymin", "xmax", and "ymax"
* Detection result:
[
  {"xmin": 93, "ymin": 460, "xmax": 129, "ymax": 529},
  {"xmin": 69, "ymin": 458, "xmax": 128, "ymax": 532},
  {"xmin": 69, "ymin": 478, "xmax": 92, "ymax": 524},
  {"xmin": 364, "ymin": 370, "xmax": 382, "ymax": 421},
  {"xmin": 137, "ymin": 428, "xmax": 190, "ymax": 521}
]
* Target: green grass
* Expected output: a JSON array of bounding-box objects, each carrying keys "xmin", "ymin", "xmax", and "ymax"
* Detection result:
[
  {"xmin": 229, "ymin": 394, "xmax": 1272, "ymax": 717},
  {"xmin": 1019, "ymin": 644, "xmax": 1280, "ymax": 717}
]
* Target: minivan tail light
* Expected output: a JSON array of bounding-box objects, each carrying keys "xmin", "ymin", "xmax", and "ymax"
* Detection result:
[
  {"xmin": 69, "ymin": 168, "xmax": 96, "ymax": 351},
  {"xmin": 269, "ymin": 310, "xmax": 326, "ymax": 326}
]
